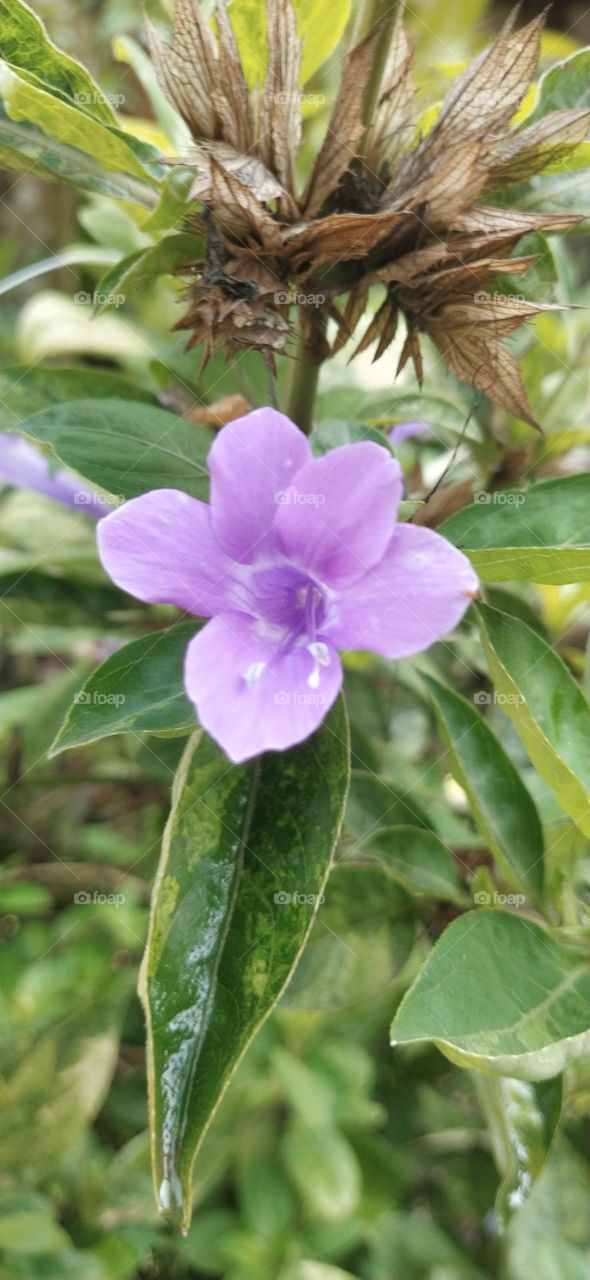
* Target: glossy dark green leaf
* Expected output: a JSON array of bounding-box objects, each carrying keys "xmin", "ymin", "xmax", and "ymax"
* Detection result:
[
  {"xmin": 391, "ymin": 910, "xmax": 590, "ymax": 1079},
  {"xmin": 0, "ymin": 365, "xmax": 152, "ymax": 431},
  {"xmin": 477, "ymin": 604, "xmax": 590, "ymax": 837},
  {"xmin": 475, "ymin": 1072, "xmax": 562, "ymax": 1225},
  {"xmin": 424, "ymin": 676, "xmax": 544, "ymax": 902},
  {"xmin": 141, "ymin": 700, "xmax": 350, "ymax": 1231},
  {"xmin": 345, "ymin": 770, "xmax": 432, "ymax": 846},
  {"xmin": 441, "ymin": 474, "xmax": 590, "ymax": 584},
  {"xmin": 364, "ymin": 825, "xmax": 465, "ymax": 904},
  {"xmin": 49, "ymin": 624, "xmax": 200, "ymax": 755},
  {"xmin": 15, "ymin": 398, "xmax": 214, "ymax": 500}
]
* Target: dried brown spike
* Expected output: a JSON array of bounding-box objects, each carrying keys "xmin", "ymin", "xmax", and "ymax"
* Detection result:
[{"xmin": 303, "ymin": 26, "xmax": 381, "ymax": 218}]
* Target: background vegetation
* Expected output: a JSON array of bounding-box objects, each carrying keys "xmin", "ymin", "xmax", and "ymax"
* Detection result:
[{"xmin": 1, "ymin": 1, "xmax": 589, "ymax": 1277}]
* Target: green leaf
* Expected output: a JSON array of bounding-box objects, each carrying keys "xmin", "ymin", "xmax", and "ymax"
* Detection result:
[
  {"xmin": 0, "ymin": 1194, "xmax": 69, "ymax": 1254},
  {"xmin": 14, "ymin": 398, "xmax": 214, "ymax": 501},
  {"xmin": 310, "ymin": 419, "xmax": 396, "ymax": 458},
  {"xmin": 281, "ymin": 863, "xmax": 415, "ymax": 1012},
  {"xmin": 477, "ymin": 604, "xmax": 590, "ymax": 838},
  {"xmin": 530, "ymin": 48, "xmax": 590, "ymax": 117},
  {"xmin": 0, "ymin": 0, "xmax": 117, "ymax": 124},
  {"xmin": 424, "ymin": 676, "xmax": 545, "ymax": 902},
  {"xmin": 0, "ymin": 104, "xmax": 156, "ymax": 205},
  {"xmin": 281, "ymin": 1124, "xmax": 361, "ymax": 1221},
  {"xmin": 296, "ymin": 0, "xmax": 351, "ymax": 84},
  {"xmin": 0, "ymin": 60, "xmax": 158, "ymax": 182},
  {"xmin": 493, "ymin": 232, "xmax": 557, "ymax": 303},
  {"xmin": 0, "ymin": 365, "xmax": 152, "ymax": 431},
  {"xmin": 143, "ymin": 167, "xmax": 196, "ymax": 233},
  {"xmin": 510, "ymin": 167, "xmax": 590, "ymax": 218},
  {"xmin": 475, "ymin": 1073, "xmax": 562, "ymax": 1224},
  {"xmin": 345, "ymin": 769, "xmax": 433, "ymax": 843},
  {"xmin": 441, "ymin": 474, "xmax": 590, "ymax": 584},
  {"xmin": 94, "ymin": 233, "xmax": 204, "ymax": 313},
  {"xmin": 49, "ymin": 624, "xmax": 200, "ymax": 756},
  {"xmin": 141, "ymin": 700, "xmax": 350, "ymax": 1231},
  {"xmin": 364, "ymin": 825, "xmax": 465, "ymax": 904},
  {"xmin": 226, "ymin": 0, "xmax": 351, "ymax": 86},
  {"xmin": 391, "ymin": 910, "xmax": 590, "ymax": 1079}
]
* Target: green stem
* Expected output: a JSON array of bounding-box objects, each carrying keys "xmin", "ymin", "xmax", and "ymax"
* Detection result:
[{"xmin": 285, "ymin": 317, "xmax": 325, "ymax": 435}]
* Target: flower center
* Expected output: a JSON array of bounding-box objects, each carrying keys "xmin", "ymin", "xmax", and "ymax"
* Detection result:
[
  {"xmin": 248, "ymin": 565, "xmax": 328, "ymax": 638},
  {"xmin": 241, "ymin": 565, "xmax": 331, "ymax": 689}
]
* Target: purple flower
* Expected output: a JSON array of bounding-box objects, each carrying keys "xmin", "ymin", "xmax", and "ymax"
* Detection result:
[
  {"xmin": 388, "ymin": 421, "xmax": 429, "ymax": 445},
  {"xmin": 0, "ymin": 433, "xmax": 106, "ymax": 516},
  {"xmin": 97, "ymin": 409, "xmax": 477, "ymax": 763}
]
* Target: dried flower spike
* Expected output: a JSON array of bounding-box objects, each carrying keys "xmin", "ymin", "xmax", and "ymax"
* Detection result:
[{"xmin": 148, "ymin": 1, "xmax": 589, "ymax": 426}]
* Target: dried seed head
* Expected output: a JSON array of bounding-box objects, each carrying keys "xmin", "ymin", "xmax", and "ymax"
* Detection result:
[{"xmin": 149, "ymin": 1, "xmax": 587, "ymax": 424}]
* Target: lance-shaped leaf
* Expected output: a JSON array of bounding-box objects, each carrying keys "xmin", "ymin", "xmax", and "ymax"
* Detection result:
[
  {"xmin": 93, "ymin": 232, "xmax": 205, "ymax": 314},
  {"xmin": 423, "ymin": 677, "xmax": 544, "ymax": 902},
  {"xmin": 141, "ymin": 700, "xmax": 349, "ymax": 1231},
  {"xmin": 441, "ymin": 474, "xmax": 590, "ymax": 585},
  {"xmin": 0, "ymin": 105, "xmax": 156, "ymax": 205},
  {"xmin": 0, "ymin": 365, "xmax": 153, "ymax": 430},
  {"xmin": 363, "ymin": 825, "xmax": 465, "ymax": 904},
  {"xmin": 475, "ymin": 1072, "xmax": 562, "ymax": 1225},
  {"xmin": 49, "ymin": 624, "xmax": 200, "ymax": 756},
  {"xmin": 391, "ymin": 910, "xmax": 590, "ymax": 1079},
  {"xmin": 0, "ymin": 61, "xmax": 157, "ymax": 181},
  {"xmin": 14, "ymin": 399, "xmax": 214, "ymax": 501},
  {"xmin": 0, "ymin": 0, "xmax": 118, "ymax": 124},
  {"xmin": 477, "ymin": 604, "xmax": 590, "ymax": 838}
]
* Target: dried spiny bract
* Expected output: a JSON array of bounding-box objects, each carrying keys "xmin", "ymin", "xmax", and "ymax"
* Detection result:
[{"xmin": 147, "ymin": 0, "xmax": 589, "ymax": 425}]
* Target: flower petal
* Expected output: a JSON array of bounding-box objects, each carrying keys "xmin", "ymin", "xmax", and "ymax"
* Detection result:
[
  {"xmin": 0, "ymin": 434, "xmax": 106, "ymax": 516},
  {"xmin": 97, "ymin": 489, "xmax": 237, "ymax": 615},
  {"xmin": 275, "ymin": 443, "xmax": 403, "ymax": 587},
  {"xmin": 327, "ymin": 524, "xmax": 478, "ymax": 657},
  {"xmin": 184, "ymin": 613, "xmax": 342, "ymax": 763},
  {"xmin": 388, "ymin": 421, "xmax": 429, "ymax": 444},
  {"xmin": 208, "ymin": 409, "xmax": 312, "ymax": 561}
]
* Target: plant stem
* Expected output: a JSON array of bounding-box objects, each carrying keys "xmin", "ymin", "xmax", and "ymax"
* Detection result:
[
  {"xmin": 285, "ymin": 320, "xmax": 325, "ymax": 434},
  {"xmin": 286, "ymin": 0, "xmax": 400, "ymax": 434}
]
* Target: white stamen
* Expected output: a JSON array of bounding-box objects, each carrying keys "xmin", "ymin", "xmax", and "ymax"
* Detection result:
[
  {"xmin": 243, "ymin": 661, "xmax": 266, "ymax": 686},
  {"xmin": 308, "ymin": 641, "xmax": 331, "ymax": 667},
  {"xmin": 307, "ymin": 641, "xmax": 331, "ymax": 689}
]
